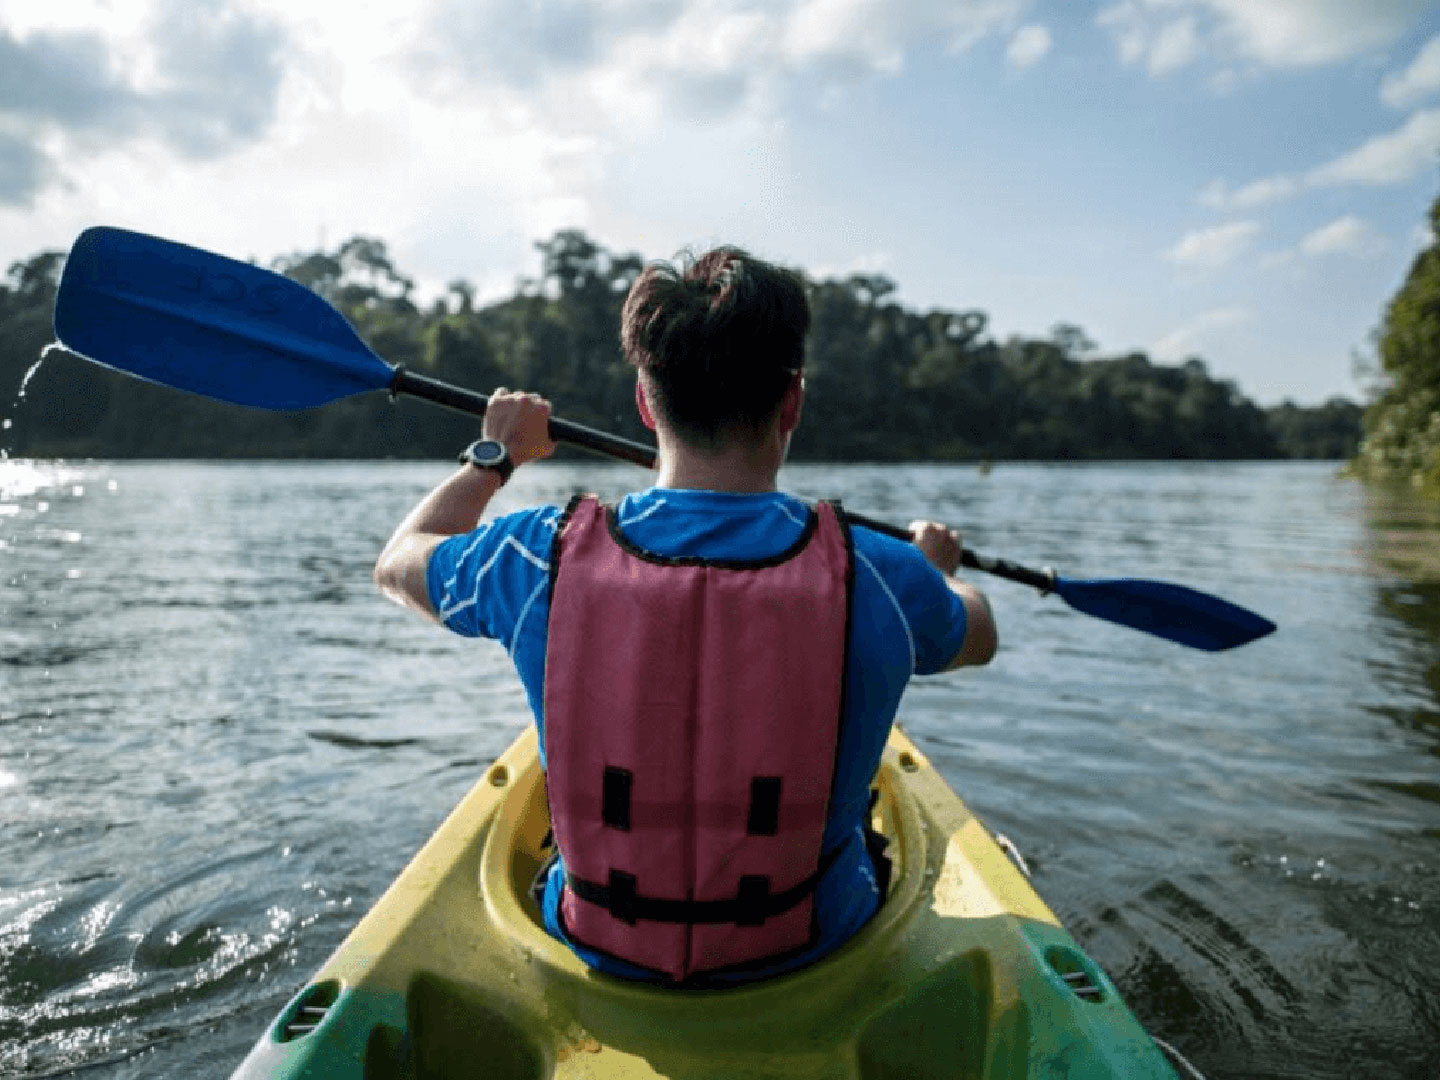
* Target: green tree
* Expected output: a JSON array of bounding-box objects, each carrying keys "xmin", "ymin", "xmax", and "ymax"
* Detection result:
[
  {"xmin": 0, "ymin": 229, "xmax": 1357, "ymax": 463},
  {"xmin": 1356, "ymin": 191, "xmax": 1440, "ymax": 490},
  {"xmin": 1268, "ymin": 398, "xmax": 1363, "ymax": 458}
]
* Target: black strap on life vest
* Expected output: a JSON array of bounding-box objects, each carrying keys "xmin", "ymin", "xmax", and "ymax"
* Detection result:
[{"xmin": 566, "ymin": 844, "xmax": 846, "ymax": 928}]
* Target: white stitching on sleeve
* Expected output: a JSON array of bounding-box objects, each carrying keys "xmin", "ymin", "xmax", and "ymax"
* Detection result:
[
  {"xmin": 508, "ymin": 578, "xmax": 549, "ymax": 657},
  {"xmin": 619, "ymin": 497, "xmax": 667, "ymax": 527},
  {"xmin": 438, "ymin": 535, "xmax": 550, "ymax": 624},
  {"xmin": 855, "ymin": 550, "xmax": 916, "ymax": 676},
  {"xmin": 439, "ymin": 522, "xmax": 493, "ymax": 602},
  {"xmin": 775, "ymin": 500, "xmax": 808, "ymax": 528}
]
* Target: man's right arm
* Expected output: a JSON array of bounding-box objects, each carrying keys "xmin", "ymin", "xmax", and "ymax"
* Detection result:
[
  {"xmin": 909, "ymin": 521, "xmax": 998, "ymax": 670},
  {"xmin": 374, "ymin": 389, "xmax": 556, "ymax": 623}
]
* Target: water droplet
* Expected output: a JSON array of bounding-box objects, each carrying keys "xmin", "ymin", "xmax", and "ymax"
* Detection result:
[
  {"xmin": 107, "ymin": 479, "xmax": 118, "ymax": 491},
  {"xmin": 17, "ymin": 358, "xmax": 44, "ymax": 399},
  {"xmin": 1, "ymin": 419, "xmax": 10, "ymax": 430}
]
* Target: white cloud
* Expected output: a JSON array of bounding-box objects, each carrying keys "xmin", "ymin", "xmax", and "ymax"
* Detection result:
[
  {"xmin": 0, "ymin": 0, "xmax": 1038, "ymax": 300},
  {"xmin": 0, "ymin": 0, "xmax": 291, "ymax": 201},
  {"xmin": 1097, "ymin": 4, "xmax": 1184, "ymax": 75},
  {"xmin": 1198, "ymin": 174, "xmax": 1298, "ymax": 210},
  {"xmin": 1199, "ymin": 107, "xmax": 1440, "ymax": 213},
  {"xmin": 1202, "ymin": 0, "xmax": 1423, "ymax": 68},
  {"xmin": 1382, "ymin": 33, "xmax": 1440, "ymax": 108},
  {"xmin": 1308, "ymin": 107, "xmax": 1440, "ymax": 186},
  {"xmin": 0, "ymin": 0, "xmax": 1032, "ymax": 214},
  {"xmin": 1152, "ymin": 306, "xmax": 1251, "ymax": 362},
  {"xmin": 1147, "ymin": 16, "xmax": 1200, "ymax": 75},
  {"xmin": 1098, "ymin": 0, "xmax": 1425, "ymax": 75},
  {"xmin": 409, "ymin": 0, "xmax": 1027, "ymax": 118},
  {"xmin": 1166, "ymin": 220, "xmax": 1259, "ymax": 269},
  {"xmin": 1005, "ymin": 23, "xmax": 1051, "ymax": 69},
  {"xmin": 1297, "ymin": 215, "xmax": 1386, "ymax": 258}
]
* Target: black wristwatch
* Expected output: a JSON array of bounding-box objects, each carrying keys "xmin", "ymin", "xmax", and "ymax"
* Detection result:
[{"xmin": 458, "ymin": 439, "xmax": 514, "ymax": 484}]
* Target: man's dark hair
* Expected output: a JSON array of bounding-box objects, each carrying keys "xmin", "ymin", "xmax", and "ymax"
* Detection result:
[{"xmin": 620, "ymin": 247, "xmax": 810, "ymax": 449}]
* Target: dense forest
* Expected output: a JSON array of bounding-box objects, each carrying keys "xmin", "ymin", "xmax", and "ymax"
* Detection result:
[
  {"xmin": 1, "ymin": 231, "xmax": 1360, "ymax": 462},
  {"xmin": 1354, "ymin": 189, "xmax": 1440, "ymax": 491}
]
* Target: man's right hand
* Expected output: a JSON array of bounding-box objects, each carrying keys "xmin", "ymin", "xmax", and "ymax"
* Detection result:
[{"xmin": 908, "ymin": 520, "xmax": 997, "ymax": 668}]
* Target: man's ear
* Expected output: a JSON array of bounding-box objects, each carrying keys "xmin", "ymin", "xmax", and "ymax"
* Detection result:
[
  {"xmin": 635, "ymin": 377, "xmax": 658, "ymax": 432},
  {"xmin": 777, "ymin": 372, "xmax": 805, "ymax": 434}
]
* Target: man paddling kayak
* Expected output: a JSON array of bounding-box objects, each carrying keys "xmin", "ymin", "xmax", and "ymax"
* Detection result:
[{"xmin": 374, "ymin": 247, "xmax": 997, "ymax": 986}]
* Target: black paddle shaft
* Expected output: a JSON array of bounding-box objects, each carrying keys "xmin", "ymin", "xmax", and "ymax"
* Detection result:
[
  {"xmin": 391, "ymin": 367, "xmax": 659, "ymax": 468},
  {"xmin": 395, "ymin": 367, "xmax": 1059, "ymax": 592},
  {"xmin": 843, "ymin": 511, "xmax": 1057, "ymax": 592}
]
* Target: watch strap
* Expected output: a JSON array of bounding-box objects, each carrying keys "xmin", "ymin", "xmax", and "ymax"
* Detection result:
[{"xmin": 458, "ymin": 440, "xmax": 514, "ymax": 483}]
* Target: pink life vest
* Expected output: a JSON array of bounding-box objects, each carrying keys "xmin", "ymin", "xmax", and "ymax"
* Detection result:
[{"xmin": 542, "ymin": 495, "xmax": 852, "ymax": 982}]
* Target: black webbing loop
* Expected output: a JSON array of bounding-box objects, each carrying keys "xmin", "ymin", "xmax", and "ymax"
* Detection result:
[
  {"xmin": 746, "ymin": 777, "xmax": 782, "ymax": 836},
  {"xmin": 566, "ymin": 845, "xmax": 843, "ymax": 926},
  {"xmin": 735, "ymin": 875, "xmax": 771, "ymax": 927},
  {"xmin": 606, "ymin": 869, "xmax": 639, "ymax": 925},
  {"xmin": 602, "ymin": 767, "xmax": 633, "ymax": 831}
]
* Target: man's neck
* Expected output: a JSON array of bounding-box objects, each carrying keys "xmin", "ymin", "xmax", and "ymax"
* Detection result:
[{"xmin": 653, "ymin": 435, "xmax": 783, "ymax": 493}]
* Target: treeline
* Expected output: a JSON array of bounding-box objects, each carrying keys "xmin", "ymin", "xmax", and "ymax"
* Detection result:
[
  {"xmin": 1354, "ymin": 189, "xmax": 1440, "ymax": 491},
  {"xmin": 1, "ymin": 231, "xmax": 1359, "ymax": 461}
]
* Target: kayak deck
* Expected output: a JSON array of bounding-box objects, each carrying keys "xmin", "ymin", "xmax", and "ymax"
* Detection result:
[{"xmin": 232, "ymin": 727, "xmax": 1177, "ymax": 1079}]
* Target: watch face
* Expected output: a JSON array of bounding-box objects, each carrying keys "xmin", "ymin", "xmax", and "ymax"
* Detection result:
[{"xmin": 470, "ymin": 440, "xmax": 506, "ymax": 466}]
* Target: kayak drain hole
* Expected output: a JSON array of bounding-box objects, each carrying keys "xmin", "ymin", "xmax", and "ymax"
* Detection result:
[
  {"xmin": 896, "ymin": 751, "xmax": 920, "ymax": 773},
  {"xmin": 1045, "ymin": 946, "xmax": 1106, "ymax": 1003},
  {"xmin": 489, "ymin": 764, "xmax": 509, "ymax": 787},
  {"xmin": 276, "ymin": 979, "xmax": 340, "ymax": 1042}
]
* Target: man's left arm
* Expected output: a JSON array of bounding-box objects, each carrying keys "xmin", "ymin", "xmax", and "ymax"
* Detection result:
[{"xmin": 374, "ymin": 389, "xmax": 556, "ymax": 621}]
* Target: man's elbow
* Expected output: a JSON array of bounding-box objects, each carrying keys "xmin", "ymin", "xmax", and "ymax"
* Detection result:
[
  {"xmin": 373, "ymin": 545, "xmax": 400, "ymax": 597},
  {"xmin": 947, "ymin": 588, "xmax": 997, "ymax": 669},
  {"xmin": 373, "ymin": 537, "xmax": 441, "ymax": 620},
  {"xmin": 967, "ymin": 615, "xmax": 998, "ymax": 666}
]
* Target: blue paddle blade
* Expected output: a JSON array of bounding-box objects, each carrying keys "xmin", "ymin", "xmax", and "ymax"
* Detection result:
[
  {"xmin": 1054, "ymin": 577, "xmax": 1276, "ymax": 652},
  {"xmin": 53, "ymin": 227, "xmax": 395, "ymax": 410}
]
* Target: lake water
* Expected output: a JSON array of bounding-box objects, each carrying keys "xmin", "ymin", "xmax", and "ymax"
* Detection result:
[{"xmin": 1, "ymin": 460, "xmax": 1436, "ymax": 1078}]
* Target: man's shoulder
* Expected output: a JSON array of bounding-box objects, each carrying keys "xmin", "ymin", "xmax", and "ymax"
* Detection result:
[
  {"xmin": 490, "ymin": 502, "xmax": 568, "ymax": 537},
  {"xmin": 430, "ymin": 503, "xmax": 565, "ymax": 574},
  {"xmin": 847, "ymin": 519, "xmax": 931, "ymax": 576}
]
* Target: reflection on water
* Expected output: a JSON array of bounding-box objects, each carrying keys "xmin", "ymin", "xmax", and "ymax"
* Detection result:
[{"xmin": 1, "ymin": 460, "xmax": 1438, "ymax": 1078}]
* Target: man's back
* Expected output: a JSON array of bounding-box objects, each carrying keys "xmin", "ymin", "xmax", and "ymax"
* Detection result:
[{"xmin": 427, "ymin": 487, "xmax": 968, "ymax": 983}]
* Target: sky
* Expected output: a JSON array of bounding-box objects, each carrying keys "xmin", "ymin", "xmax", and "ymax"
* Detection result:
[{"xmin": 3, "ymin": 1, "xmax": 1440, "ymax": 405}]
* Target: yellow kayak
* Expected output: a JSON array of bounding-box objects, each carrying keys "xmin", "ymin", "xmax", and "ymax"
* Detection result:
[{"xmin": 230, "ymin": 727, "xmax": 1181, "ymax": 1079}]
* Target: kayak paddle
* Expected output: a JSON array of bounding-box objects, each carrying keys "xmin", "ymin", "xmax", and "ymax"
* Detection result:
[
  {"xmin": 841, "ymin": 511, "xmax": 1274, "ymax": 652},
  {"xmin": 51, "ymin": 226, "xmax": 1275, "ymax": 651},
  {"xmin": 51, "ymin": 226, "xmax": 655, "ymax": 466}
]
